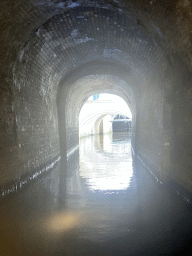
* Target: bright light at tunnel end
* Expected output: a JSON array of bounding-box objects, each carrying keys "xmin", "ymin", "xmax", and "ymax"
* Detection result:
[
  {"xmin": 81, "ymin": 162, "xmax": 133, "ymax": 192},
  {"xmin": 79, "ymin": 93, "xmax": 133, "ymax": 192}
]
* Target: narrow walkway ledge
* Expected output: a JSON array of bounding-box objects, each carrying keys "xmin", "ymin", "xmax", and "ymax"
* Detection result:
[
  {"xmin": 0, "ymin": 156, "xmax": 61, "ymax": 204},
  {"xmin": 67, "ymin": 145, "xmax": 79, "ymax": 159}
]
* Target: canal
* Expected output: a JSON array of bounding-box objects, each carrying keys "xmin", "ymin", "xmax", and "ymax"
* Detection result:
[{"xmin": 0, "ymin": 133, "xmax": 192, "ymax": 255}]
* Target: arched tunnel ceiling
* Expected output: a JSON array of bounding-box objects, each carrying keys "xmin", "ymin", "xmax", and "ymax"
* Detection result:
[
  {"xmin": 12, "ymin": 0, "xmax": 168, "ymax": 161},
  {"xmin": 13, "ymin": 4, "xmax": 165, "ymax": 89},
  {"xmin": 1, "ymin": 0, "xmax": 192, "ymax": 196},
  {"xmin": 63, "ymin": 75, "xmax": 135, "ymax": 128},
  {"xmin": 7, "ymin": 0, "xmax": 192, "ymax": 130},
  {"xmin": 2, "ymin": 0, "xmax": 192, "ymax": 79}
]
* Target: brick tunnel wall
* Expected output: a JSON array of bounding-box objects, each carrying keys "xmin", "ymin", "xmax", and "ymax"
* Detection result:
[{"xmin": 1, "ymin": 0, "xmax": 192, "ymax": 198}]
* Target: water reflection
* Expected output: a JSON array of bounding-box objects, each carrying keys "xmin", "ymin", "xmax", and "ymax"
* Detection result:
[
  {"xmin": 79, "ymin": 133, "xmax": 133, "ymax": 191},
  {"xmin": 65, "ymin": 133, "xmax": 138, "ymax": 243},
  {"xmin": 1, "ymin": 133, "xmax": 192, "ymax": 255}
]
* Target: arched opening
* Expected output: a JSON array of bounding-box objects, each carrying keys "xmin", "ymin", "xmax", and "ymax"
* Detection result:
[
  {"xmin": 57, "ymin": 71, "xmax": 137, "ymax": 163},
  {"xmin": 79, "ymin": 93, "xmax": 132, "ymax": 138},
  {"xmin": 78, "ymin": 93, "xmax": 133, "ymax": 191}
]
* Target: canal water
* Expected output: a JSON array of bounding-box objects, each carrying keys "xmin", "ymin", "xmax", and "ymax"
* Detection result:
[{"xmin": 0, "ymin": 133, "xmax": 192, "ymax": 255}]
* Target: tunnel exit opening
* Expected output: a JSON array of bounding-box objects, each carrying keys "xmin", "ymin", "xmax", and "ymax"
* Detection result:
[
  {"xmin": 57, "ymin": 71, "xmax": 137, "ymax": 181},
  {"xmin": 78, "ymin": 93, "xmax": 133, "ymax": 191},
  {"xmin": 79, "ymin": 93, "xmax": 132, "ymax": 139}
]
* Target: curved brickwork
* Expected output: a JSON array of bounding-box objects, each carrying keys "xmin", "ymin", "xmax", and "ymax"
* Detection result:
[{"xmin": 1, "ymin": 0, "xmax": 192, "ymax": 198}]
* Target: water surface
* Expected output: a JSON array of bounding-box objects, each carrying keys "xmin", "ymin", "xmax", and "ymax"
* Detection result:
[{"xmin": 0, "ymin": 133, "xmax": 192, "ymax": 255}]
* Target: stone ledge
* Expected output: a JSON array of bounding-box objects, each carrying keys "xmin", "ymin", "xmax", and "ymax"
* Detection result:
[{"xmin": 0, "ymin": 155, "xmax": 60, "ymax": 204}]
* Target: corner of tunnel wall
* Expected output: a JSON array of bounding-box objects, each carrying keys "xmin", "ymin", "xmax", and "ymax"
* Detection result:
[
  {"xmin": 0, "ymin": 47, "xmax": 61, "ymax": 193},
  {"xmin": 134, "ymin": 66, "xmax": 165, "ymax": 183},
  {"xmin": 161, "ymin": 56, "xmax": 192, "ymax": 193},
  {"xmin": 134, "ymin": 53, "xmax": 192, "ymax": 196},
  {"xmin": 0, "ymin": 76, "xmax": 22, "ymax": 187}
]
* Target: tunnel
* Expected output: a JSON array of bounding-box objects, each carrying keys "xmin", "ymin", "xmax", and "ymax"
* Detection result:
[{"xmin": 1, "ymin": 0, "xmax": 192, "ymax": 255}]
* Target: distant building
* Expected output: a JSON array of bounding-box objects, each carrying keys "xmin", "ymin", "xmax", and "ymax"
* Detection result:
[{"xmin": 112, "ymin": 114, "xmax": 132, "ymax": 132}]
